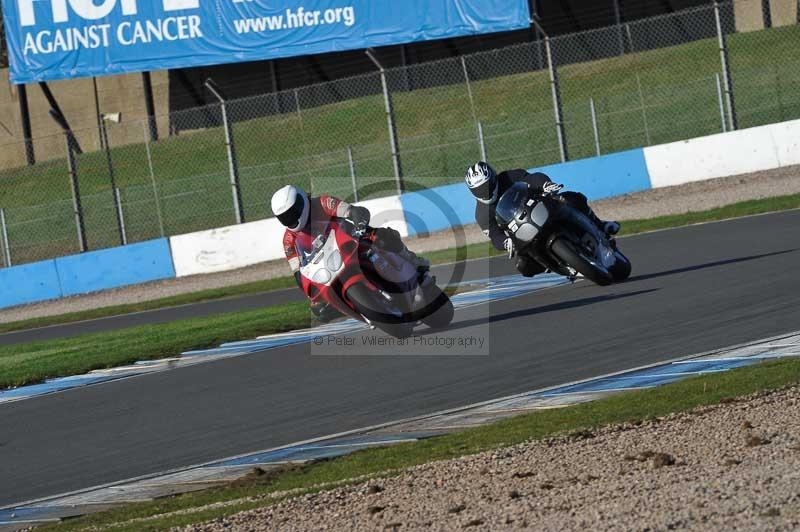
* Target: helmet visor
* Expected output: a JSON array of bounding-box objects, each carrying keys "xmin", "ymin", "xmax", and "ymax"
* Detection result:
[
  {"xmin": 277, "ymin": 195, "xmax": 306, "ymax": 229},
  {"xmin": 470, "ymin": 179, "xmax": 496, "ymax": 202}
]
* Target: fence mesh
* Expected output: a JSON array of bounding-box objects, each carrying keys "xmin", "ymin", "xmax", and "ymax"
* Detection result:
[{"xmin": 1, "ymin": 0, "xmax": 799, "ymax": 267}]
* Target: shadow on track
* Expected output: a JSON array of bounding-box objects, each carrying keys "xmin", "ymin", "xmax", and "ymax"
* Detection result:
[
  {"xmin": 625, "ymin": 249, "xmax": 797, "ymax": 284},
  {"xmin": 425, "ymin": 288, "xmax": 659, "ymax": 335}
]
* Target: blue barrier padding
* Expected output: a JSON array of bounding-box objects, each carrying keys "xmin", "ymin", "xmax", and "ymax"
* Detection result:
[
  {"xmin": 531, "ymin": 148, "xmax": 652, "ymax": 201},
  {"xmin": 55, "ymin": 239, "xmax": 176, "ymax": 297},
  {"xmin": 400, "ymin": 183, "xmax": 475, "ymax": 236},
  {"xmin": 400, "ymin": 149, "xmax": 652, "ymax": 236},
  {"xmin": 0, "ymin": 259, "xmax": 62, "ymax": 309}
]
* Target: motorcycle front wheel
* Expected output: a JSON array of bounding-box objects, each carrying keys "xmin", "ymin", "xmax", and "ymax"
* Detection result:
[
  {"xmin": 420, "ymin": 285, "xmax": 454, "ymax": 330},
  {"xmin": 551, "ymin": 237, "xmax": 613, "ymax": 286},
  {"xmin": 609, "ymin": 249, "xmax": 632, "ymax": 281}
]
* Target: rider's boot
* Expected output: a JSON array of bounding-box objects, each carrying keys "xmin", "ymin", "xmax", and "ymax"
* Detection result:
[
  {"xmin": 398, "ymin": 247, "xmax": 431, "ymax": 272},
  {"xmin": 560, "ymin": 192, "xmax": 619, "ymax": 237},
  {"xmin": 586, "ymin": 208, "xmax": 620, "ymax": 236}
]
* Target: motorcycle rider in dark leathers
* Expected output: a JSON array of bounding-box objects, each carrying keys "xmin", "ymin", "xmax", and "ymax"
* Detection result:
[{"xmin": 465, "ymin": 162, "xmax": 620, "ymax": 278}]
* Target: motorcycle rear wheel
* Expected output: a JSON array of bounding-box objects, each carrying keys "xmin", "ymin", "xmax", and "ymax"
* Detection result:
[
  {"xmin": 345, "ymin": 284, "xmax": 414, "ymax": 338},
  {"xmin": 551, "ymin": 237, "xmax": 613, "ymax": 286}
]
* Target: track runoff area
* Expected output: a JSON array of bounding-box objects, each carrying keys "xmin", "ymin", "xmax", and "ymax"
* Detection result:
[{"xmin": 2, "ymin": 209, "xmax": 800, "ymax": 526}]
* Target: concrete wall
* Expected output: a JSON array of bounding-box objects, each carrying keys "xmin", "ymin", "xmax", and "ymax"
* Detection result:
[
  {"xmin": 0, "ymin": 238, "xmax": 175, "ymax": 310},
  {"xmin": 170, "ymin": 195, "xmax": 410, "ymax": 277},
  {"xmin": 769, "ymin": 0, "xmax": 799, "ymax": 27},
  {"xmin": 399, "ymin": 149, "xmax": 652, "ymax": 238},
  {"xmin": 0, "ymin": 70, "xmax": 169, "ymax": 170},
  {"xmin": 734, "ymin": 0, "xmax": 765, "ymax": 32},
  {"xmin": 55, "ymin": 239, "xmax": 176, "ymax": 297},
  {"xmin": 644, "ymin": 118, "xmax": 800, "ymax": 187}
]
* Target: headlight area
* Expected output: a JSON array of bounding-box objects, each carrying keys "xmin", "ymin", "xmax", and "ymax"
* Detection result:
[
  {"xmin": 326, "ymin": 250, "xmax": 343, "ymax": 272},
  {"xmin": 312, "ymin": 268, "xmax": 332, "ymax": 285}
]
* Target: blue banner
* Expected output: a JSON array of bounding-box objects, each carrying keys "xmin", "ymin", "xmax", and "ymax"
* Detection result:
[{"xmin": 2, "ymin": 1, "xmax": 531, "ymax": 84}]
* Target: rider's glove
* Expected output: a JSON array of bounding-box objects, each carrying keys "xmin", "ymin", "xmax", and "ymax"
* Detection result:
[
  {"xmin": 542, "ymin": 181, "xmax": 564, "ymax": 194},
  {"xmin": 504, "ymin": 237, "xmax": 516, "ymax": 259}
]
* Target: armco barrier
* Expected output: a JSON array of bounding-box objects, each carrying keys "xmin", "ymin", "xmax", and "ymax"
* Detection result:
[
  {"xmin": 170, "ymin": 218, "xmax": 285, "ymax": 278},
  {"xmin": 770, "ymin": 119, "xmax": 800, "ymax": 168},
  {"xmin": 399, "ymin": 183, "xmax": 476, "ymax": 237},
  {"xmin": 0, "ymin": 259, "xmax": 62, "ymax": 309},
  {"xmin": 532, "ymin": 148, "xmax": 652, "ymax": 201},
  {"xmin": 400, "ymin": 148, "xmax": 653, "ymax": 236},
  {"xmin": 55, "ymin": 239, "xmax": 175, "ymax": 297},
  {"xmin": 170, "ymin": 195, "xmax": 410, "ymax": 278},
  {"xmin": 643, "ymin": 118, "xmax": 800, "ymax": 188},
  {"xmin": 0, "ymin": 238, "xmax": 175, "ymax": 310}
]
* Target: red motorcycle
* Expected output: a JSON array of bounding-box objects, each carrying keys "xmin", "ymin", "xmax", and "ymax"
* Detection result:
[{"xmin": 296, "ymin": 219, "xmax": 454, "ymax": 338}]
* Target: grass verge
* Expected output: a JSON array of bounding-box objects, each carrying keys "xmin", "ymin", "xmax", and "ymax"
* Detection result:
[
  {"xmin": 0, "ymin": 276, "xmax": 297, "ymax": 335},
  {"xmin": 3, "ymin": 192, "xmax": 799, "ymax": 338},
  {"xmin": 41, "ymin": 356, "xmax": 800, "ymax": 532},
  {"xmin": 0, "ymin": 302, "xmax": 310, "ymax": 389}
]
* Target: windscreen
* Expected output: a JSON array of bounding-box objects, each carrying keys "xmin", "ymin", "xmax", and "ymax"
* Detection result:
[
  {"xmin": 494, "ymin": 182, "xmax": 529, "ymax": 226},
  {"xmin": 295, "ymin": 221, "xmax": 334, "ymax": 267}
]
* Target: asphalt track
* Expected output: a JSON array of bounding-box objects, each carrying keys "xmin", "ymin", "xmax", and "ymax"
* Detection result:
[{"xmin": 2, "ymin": 210, "xmax": 800, "ymax": 507}]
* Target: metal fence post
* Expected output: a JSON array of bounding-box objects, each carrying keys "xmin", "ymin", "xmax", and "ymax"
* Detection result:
[
  {"xmin": 50, "ymin": 109, "xmax": 88, "ymax": 252},
  {"xmin": 541, "ymin": 33, "xmax": 568, "ymax": 162},
  {"xmin": 17, "ymin": 84, "xmax": 35, "ymax": 166},
  {"xmin": 65, "ymin": 133, "xmax": 88, "ymax": 253},
  {"xmin": 715, "ymin": 74, "xmax": 728, "ymax": 132},
  {"xmin": 366, "ymin": 49, "xmax": 404, "ymax": 195},
  {"xmin": 613, "ymin": 0, "xmax": 625, "ymax": 56},
  {"xmin": 714, "ymin": 0, "xmax": 738, "ymax": 131},
  {"xmin": 100, "ymin": 118, "xmax": 126, "ymax": 246},
  {"xmin": 0, "ymin": 208, "xmax": 11, "ymax": 268},
  {"xmin": 294, "ymin": 89, "xmax": 303, "ymax": 125},
  {"xmin": 589, "ymin": 98, "xmax": 601, "ymax": 156},
  {"xmin": 142, "ymin": 72, "xmax": 159, "ymax": 142},
  {"xmin": 625, "ymin": 23, "xmax": 635, "ymax": 53},
  {"xmin": 143, "ymin": 121, "xmax": 166, "ymax": 238},
  {"xmin": 477, "ymin": 121, "xmax": 488, "ymax": 162},
  {"xmin": 461, "ymin": 56, "xmax": 478, "ymax": 124},
  {"xmin": 205, "ymin": 80, "xmax": 245, "ymax": 224},
  {"xmin": 115, "ymin": 188, "xmax": 128, "ymax": 245},
  {"xmin": 347, "ymin": 146, "xmax": 359, "ymax": 203}
]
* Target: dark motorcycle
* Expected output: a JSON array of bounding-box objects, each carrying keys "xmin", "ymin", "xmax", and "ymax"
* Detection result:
[{"xmin": 495, "ymin": 182, "xmax": 632, "ymax": 286}]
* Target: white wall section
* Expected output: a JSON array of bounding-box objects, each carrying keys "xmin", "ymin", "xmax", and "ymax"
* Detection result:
[
  {"xmin": 170, "ymin": 196, "xmax": 408, "ymax": 277},
  {"xmin": 645, "ymin": 118, "xmax": 800, "ymax": 188},
  {"xmin": 769, "ymin": 118, "xmax": 800, "ymax": 168},
  {"xmin": 171, "ymin": 117, "xmax": 798, "ymax": 278},
  {"xmin": 170, "ymin": 218, "xmax": 286, "ymax": 277},
  {"xmin": 356, "ymin": 195, "xmax": 409, "ymax": 237}
]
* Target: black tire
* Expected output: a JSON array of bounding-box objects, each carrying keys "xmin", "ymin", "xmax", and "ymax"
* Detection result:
[
  {"xmin": 345, "ymin": 283, "xmax": 414, "ymax": 338},
  {"xmin": 551, "ymin": 237, "xmax": 613, "ymax": 286},
  {"xmin": 421, "ymin": 286, "xmax": 455, "ymax": 330},
  {"xmin": 609, "ymin": 250, "xmax": 632, "ymax": 282}
]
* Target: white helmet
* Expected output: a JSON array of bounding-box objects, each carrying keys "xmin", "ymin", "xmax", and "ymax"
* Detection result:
[
  {"xmin": 465, "ymin": 161, "xmax": 498, "ymax": 204},
  {"xmin": 271, "ymin": 185, "xmax": 310, "ymax": 231}
]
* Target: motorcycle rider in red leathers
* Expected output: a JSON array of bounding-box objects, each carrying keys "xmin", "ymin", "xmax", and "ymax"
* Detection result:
[{"xmin": 271, "ymin": 185, "xmax": 429, "ymax": 322}]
